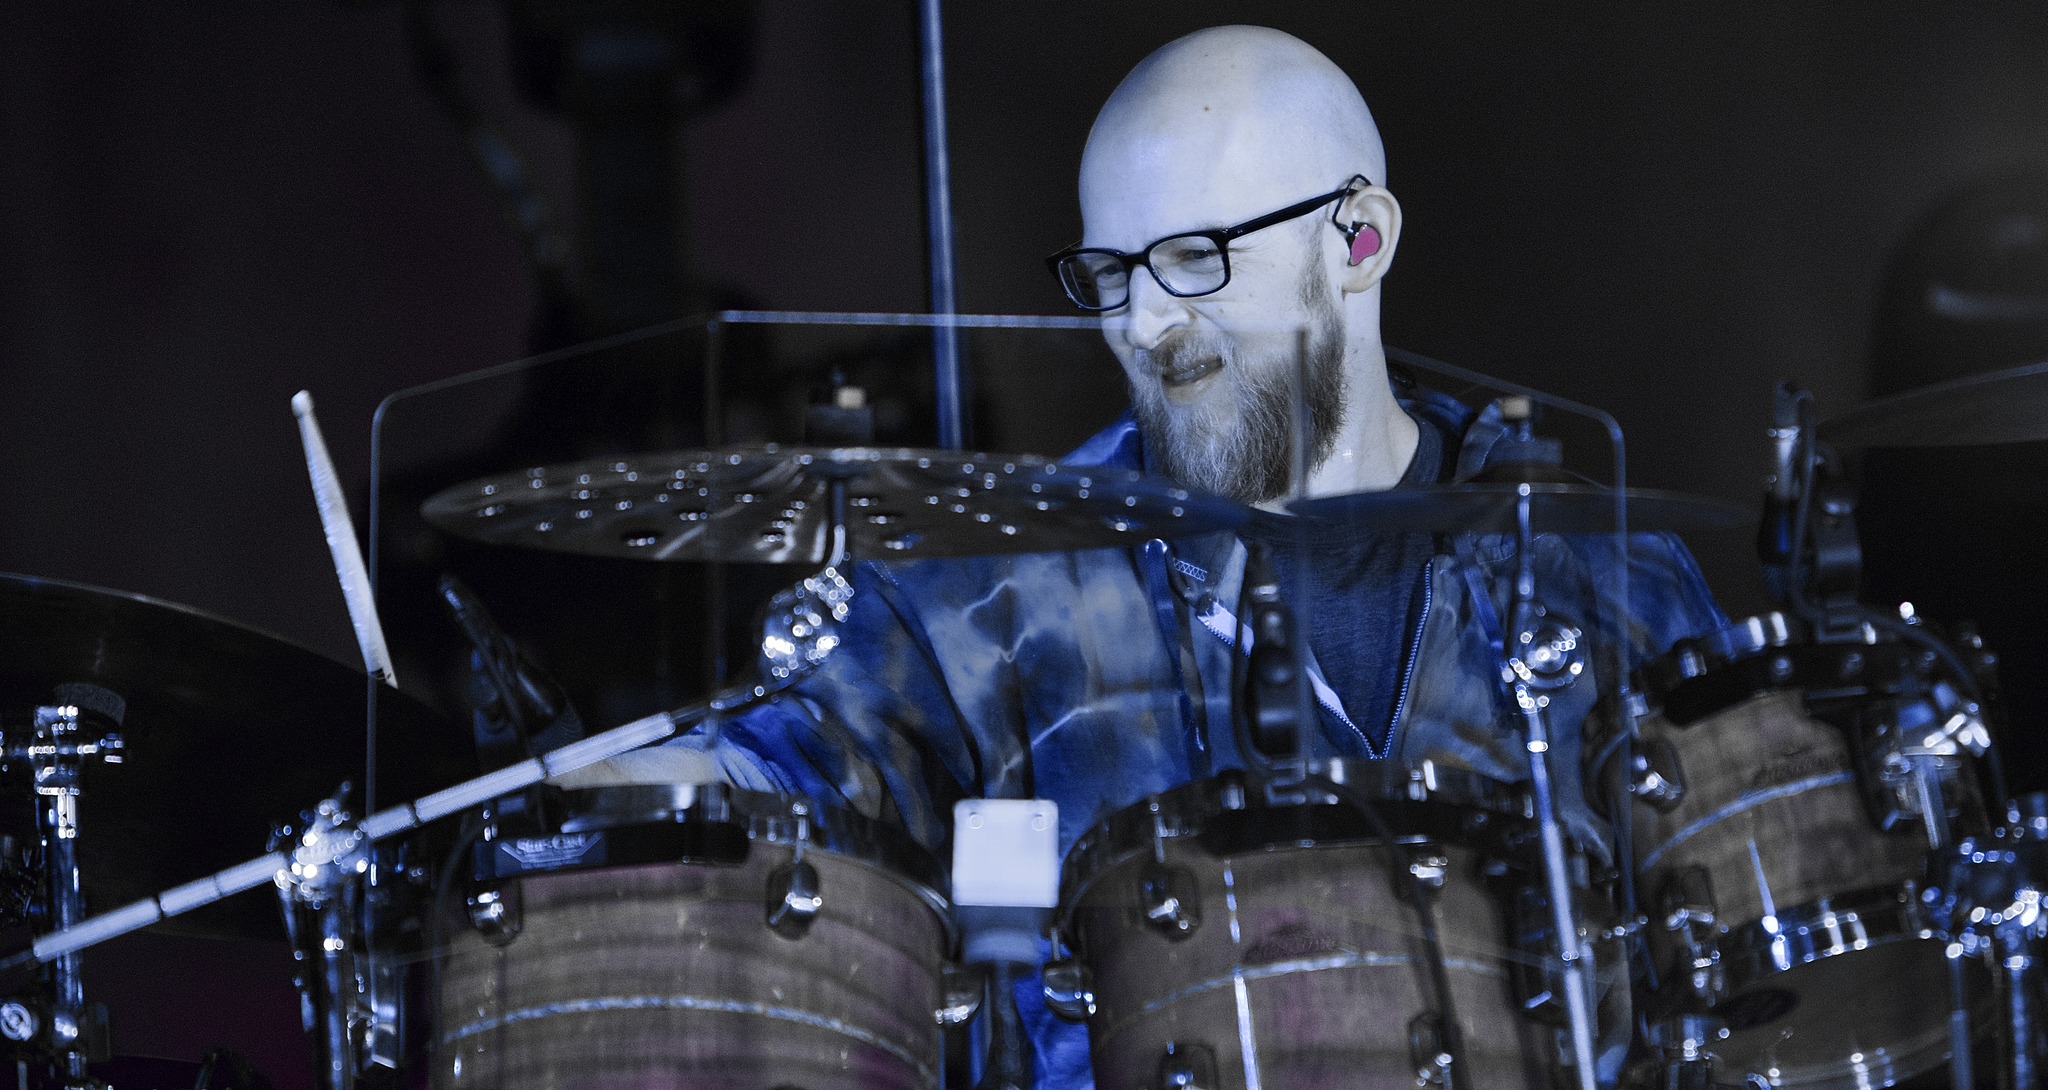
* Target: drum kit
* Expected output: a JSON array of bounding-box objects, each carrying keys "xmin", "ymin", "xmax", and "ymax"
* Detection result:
[{"xmin": 1, "ymin": 357, "xmax": 2047, "ymax": 1090}]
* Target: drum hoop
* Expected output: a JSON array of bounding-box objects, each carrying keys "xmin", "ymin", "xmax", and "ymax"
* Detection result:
[
  {"xmin": 1714, "ymin": 882, "xmax": 1934, "ymax": 997},
  {"xmin": 1057, "ymin": 760, "xmax": 1529, "ymax": 914},
  {"xmin": 1635, "ymin": 613, "xmax": 1924, "ymax": 726},
  {"xmin": 529, "ymin": 783, "xmax": 951, "ymax": 920}
]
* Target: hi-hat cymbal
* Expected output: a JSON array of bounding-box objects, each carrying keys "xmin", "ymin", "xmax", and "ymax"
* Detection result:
[
  {"xmin": 1820, "ymin": 360, "xmax": 2048, "ymax": 447},
  {"xmin": 1288, "ymin": 480, "xmax": 1748, "ymax": 535},
  {"xmin": 422, "ymin": 446, "xmax": 1250, "ymax": 563},
  {"xmin": 0, "ymin": 573, "xmax": 468, "ymax": 938}
]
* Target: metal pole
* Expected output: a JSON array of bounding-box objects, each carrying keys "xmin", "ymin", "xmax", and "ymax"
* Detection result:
[
  {"xmin": 1507, "ymin": 488, "xmax": 1601, "ymax": 1090},
  {"xmin": 916, "ymin": 0, "xmax": 965, "ymax": 449}
]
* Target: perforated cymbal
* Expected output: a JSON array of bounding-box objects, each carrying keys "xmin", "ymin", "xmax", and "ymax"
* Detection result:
[{"xmin": 422, "ymin": 446, "xmax": 1251, "ymax": 563}]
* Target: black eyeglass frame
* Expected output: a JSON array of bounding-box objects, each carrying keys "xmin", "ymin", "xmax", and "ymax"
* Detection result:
[{"xmin": 1044, "ymin": 175, "xmax": 1374, "ymax": 312}]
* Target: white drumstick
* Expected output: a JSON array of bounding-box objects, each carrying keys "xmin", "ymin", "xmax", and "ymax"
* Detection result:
[{"xmin": 292, "ymin": 390, "xmax": 397, "ymax": 688}]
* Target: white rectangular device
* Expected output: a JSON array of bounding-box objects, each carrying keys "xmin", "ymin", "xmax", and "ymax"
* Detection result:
[{"xmin": 950, "ymin": 798, "xmax": 1061, "ymax": 908}]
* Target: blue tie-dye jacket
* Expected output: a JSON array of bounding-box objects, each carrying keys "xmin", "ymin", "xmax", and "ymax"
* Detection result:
[{"xmin": 689, "ymin": 387, "xmax": 1727, "ymax": 1087}]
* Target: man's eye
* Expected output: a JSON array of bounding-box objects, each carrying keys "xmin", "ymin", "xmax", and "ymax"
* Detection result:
[{"xmin": 1157, "ymin": 240, "xmax": 1222, "ymax": 268}]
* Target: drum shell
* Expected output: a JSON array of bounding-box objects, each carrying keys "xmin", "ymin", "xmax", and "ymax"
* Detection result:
[
  {"xmin": 1633, "ymin": 688, "xmax": 1969, "ymax": 1087},
  {"xmin": 1061, "ymin": 770, "xmax": 1573, "ymax": 1090},
  {"xmin": 434, "ymin": 796, "xmax": 947, "ymax": 1090}
]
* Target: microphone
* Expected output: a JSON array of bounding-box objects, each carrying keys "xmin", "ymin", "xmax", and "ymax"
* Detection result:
[
  {"xmin": 1757, "ymin": 383, "xmax": 1805, "ymax": 592},
  {"xmin": 437, "ymin": 574, "xmax": 584, "ymax": 767}
]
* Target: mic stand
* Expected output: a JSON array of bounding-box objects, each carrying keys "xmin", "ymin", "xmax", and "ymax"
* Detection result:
[{"xmin": 1500, "ymin": 483, "xmax": 1601, "ymax": 1090}]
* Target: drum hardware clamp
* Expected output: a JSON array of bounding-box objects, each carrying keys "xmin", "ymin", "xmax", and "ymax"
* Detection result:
[
  {"xmin": 273, "ymin": 792, "xmax": 396, "ymax": 1090},
  {"xmin": 0, "ymin": 687, "xmax": 125, "ymax": 1088}
]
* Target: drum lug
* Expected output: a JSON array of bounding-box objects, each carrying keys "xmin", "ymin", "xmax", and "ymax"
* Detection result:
[
  {"xmin": 765, "ymin": 858, "xmax": 823, "ymax": 939},
  {"xmin": 466, "ymin": 883, "xmax": 522, "ymax": 946},
  {"xmin": 1631, "ymin": 738, "xmax": 1687, "ymax": 812},
  {"xmin": 1408, "ymin": 1012, "xmax": 1454, "ymax": 1086},
  {"xmin": 1156, "ymin": 1040, "xmax": 1216, "ymax": 1090},
  {"xmin": 1397, "ymin": 843, "xmax": 1451, "ymax": 904},
  {"xmin": 1658, "ymin": 867, "xmax": 1726, "ymax": 1007},
  {"xmin": 1041, "ymin": 956, "xmax": 1097, "ymax": 1022},
  {"xmin": 1138, "ymin": 865, "xmax": 1200, "ymax": 940},
  {"xmin": 935, "ymin": 963, "xmax": 985, "ymax": 1026}
]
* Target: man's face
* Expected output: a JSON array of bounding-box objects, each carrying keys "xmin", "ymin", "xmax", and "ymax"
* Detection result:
[
  {"xmin": 1118, "ymin": 234, "xmax": 1347, "ymax": 505},
  {"xmin": 1091, "ymin": 193, "xmax": 1350, "ymax": 505}
]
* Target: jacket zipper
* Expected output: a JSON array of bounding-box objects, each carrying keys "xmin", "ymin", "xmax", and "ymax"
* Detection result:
[{"xmin": 1386, "ymin": 557, "xmax": 1434, "ymax": 754}]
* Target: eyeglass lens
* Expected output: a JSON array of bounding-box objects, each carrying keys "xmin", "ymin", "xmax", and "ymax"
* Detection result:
[{"xmin": 1061, "ymin": 236, "xmax": 1229, "ymax": 310}]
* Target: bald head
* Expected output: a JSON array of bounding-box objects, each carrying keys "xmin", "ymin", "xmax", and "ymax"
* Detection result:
[{"xmin": 1080, "ymin": 26, "xmax": 1385, "ymax": 246}]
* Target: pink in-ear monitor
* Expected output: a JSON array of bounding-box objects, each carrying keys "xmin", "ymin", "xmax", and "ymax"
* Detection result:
[{"xmin": 1348, "ymin": 224, "xmax": 1382, "ymax": 265}]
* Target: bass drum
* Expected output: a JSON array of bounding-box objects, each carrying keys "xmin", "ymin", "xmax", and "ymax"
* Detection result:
[
  {"xmin": 433, "ymin": 782, "xmax": 951, "ymax": 1090},
  {"xmin": 1057, "ymin": 760, "xmax": 1607, "ymax": 1090},
  {"xmin": 1630, "ymin": 613, "xmax": 1989, "ymax": 1088}
]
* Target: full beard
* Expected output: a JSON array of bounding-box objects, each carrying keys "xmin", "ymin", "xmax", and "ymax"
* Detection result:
[{"xmin": 1130, "ymin": 260, "xmax": 1348, "ymax": 505}]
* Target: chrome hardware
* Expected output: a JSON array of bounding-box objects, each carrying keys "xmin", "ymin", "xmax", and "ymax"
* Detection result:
[
  {"xmin": 1400, "ymin": 844, "xmax": 1451, "ymax": 902},
  {"xmin": 766, "ymin": 803, "xmax": 822, "ymax": 939},
  {"xmin": 1138, "ymin": 866, "xmax": 1199, "ymax": 940},
  {"xmin": 465, "ymin": 885, "xmax": 522, "ymax": 946},
  {"xmin": 935, "ymin": 963, "xmax": 985, "ymax": 1026},
  {"xmin": 760, "ymin": 565, "xmax": 856, "ymax": 681},
  {"xmin": 272, "ymin": 792, "xmax": 377, "ymax": 1090},
  {"xmin": 1659, "ymin": 867, "xmax": 1725, "ymax": 1008},
  {"xmin": 1409, "ymin": 1011, "xmax": 1456, "ymax": 1087},
  {"xmin": 765, "ymin": 859, "xmax": 823, "ymax": 939},
  {"xmin": 1631, "ymin": 737, "xmax": 1687, "ymax": 812},
  {"xmin": 1157, "ymin": 1040, "xmax": 1216, "ymax": 1090},
  {"xmin": 1041, "ymin": 956, "xmax": 1097, "ymax": 1022}
]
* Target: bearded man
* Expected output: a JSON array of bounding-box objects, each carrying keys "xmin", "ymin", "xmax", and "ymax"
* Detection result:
[{"xmin": 692, "ymin": 25, "xmax": 1724, "ymax": 1088}]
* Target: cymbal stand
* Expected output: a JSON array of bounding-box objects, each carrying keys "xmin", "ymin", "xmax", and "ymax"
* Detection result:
[
  {"xmin": 1940, "ymin": 794, "xmax": 2048, "ymax": 1090},
  {"xmin": 273, "ymin": 794, "xmax": 372, "ymax": 1090},
  {"xmin": 3, "ymin": 691, "xmax": 124, "ymax": 1088},
  {"xmin": 1499, "ymin": 482, "xmax": 1601, "ymax": 1090}
]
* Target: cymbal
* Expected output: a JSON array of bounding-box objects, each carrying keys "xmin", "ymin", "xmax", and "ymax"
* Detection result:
[
  {"xmin": 1820, "ymin": 360, "xmax": 2048, "ymax": 447},
  {"xmin": 1287, "ymin": 480, "xmax": 1749, "ymax": 534},
  {"xmin": 422, "ymin": 446, "xmax": 1250, "ymax": 563},
  {"xmin": 0, "ymin": 573, "xmax": 469, "ymax": 938}
]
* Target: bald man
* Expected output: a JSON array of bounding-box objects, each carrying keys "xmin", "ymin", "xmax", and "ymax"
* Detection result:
[
  {"xmin": 697, "ymin": 26, "xmax": 1724, "ymax": 1088},
  {"xmin": 1067, "ymin": 25, "xmax": 1413, "ymax": 507}
]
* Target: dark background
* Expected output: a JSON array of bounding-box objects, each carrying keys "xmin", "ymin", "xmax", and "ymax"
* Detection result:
[
  {"xmin": 6, "ymin": 1, "xmax": 2048, "ymax": 1081},
  {"xmin": 18, "ymin": 1, "xmax": 2048, "ymax": 667}
]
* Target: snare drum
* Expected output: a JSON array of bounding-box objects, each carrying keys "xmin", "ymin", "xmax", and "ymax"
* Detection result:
[
  {"xmin": 1630, "ymin": 614, "xmax": 1989, "ymax": 1088},
  {"xmin": 1056, "ymin": 761, "xmax": 1595, "ymax": 1090},
  {"xmin": 434, "ymin": 784, "xmax": 950, "ymax": 1090}
]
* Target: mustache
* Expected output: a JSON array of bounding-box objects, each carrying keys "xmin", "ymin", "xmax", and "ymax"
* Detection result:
[{"xmin": 1139, "ymin": 334, "xmax": 1226, "ymax": 374}]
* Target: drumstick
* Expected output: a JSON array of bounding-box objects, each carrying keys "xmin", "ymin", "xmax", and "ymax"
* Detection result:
[
  {"xmin": 292, "ymin": 390, "xmax": 397, "ymax": 688},
  {"xmin": 0, "ymin": 700, "xmax": 697, "ymax": 973}
]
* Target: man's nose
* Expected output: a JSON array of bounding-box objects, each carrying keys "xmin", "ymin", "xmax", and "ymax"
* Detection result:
[{"xmin": 1119, "ymin": 269, "xmax": 1192, "ymax": 352}]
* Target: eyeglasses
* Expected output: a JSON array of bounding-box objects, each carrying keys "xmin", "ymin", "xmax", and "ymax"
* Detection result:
[{"xmin": 1045, "ymin": 176, "xmax": 1370, "ymax": 311}]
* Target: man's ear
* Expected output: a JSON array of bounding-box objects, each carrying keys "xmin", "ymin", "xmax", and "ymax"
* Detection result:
[{"xmin": 1336, "ymin": 184, "xmax": 1400, "ymax": 293}]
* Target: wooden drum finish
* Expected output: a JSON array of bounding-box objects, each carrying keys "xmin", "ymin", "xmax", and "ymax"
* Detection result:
[
  {"xmin": 1059, "ymin": 766, "xmax": 1564, "ymax": 1090},
  {"xmin": 434, "ymin": 787, "xmax": 949, "ymax": 1090},
  {"xmin": 1634, "ymin": 688, "xmax": 1958, "ymax": 1088}
]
